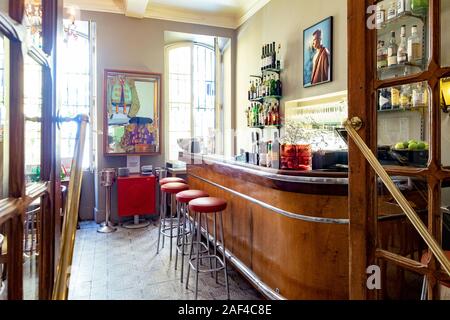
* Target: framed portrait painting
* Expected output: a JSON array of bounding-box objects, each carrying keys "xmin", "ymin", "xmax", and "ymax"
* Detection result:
[
  {"xmin": 104, "ymin": 69, "xmax": 162, "ymax": 156},
  {"xmin": 303, "ymin": 16, "xmax": 333, "ymax": 88}
]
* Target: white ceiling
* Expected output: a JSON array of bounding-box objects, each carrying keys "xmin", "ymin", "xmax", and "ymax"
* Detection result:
[{"xmin": 64, "ymin": 0, "xmax": 271, "ymax": 29}]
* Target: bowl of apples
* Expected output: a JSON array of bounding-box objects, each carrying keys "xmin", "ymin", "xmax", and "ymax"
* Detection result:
[{"xmin": 392, "ymin": 140, "xmax": 429, "ymax": 167}]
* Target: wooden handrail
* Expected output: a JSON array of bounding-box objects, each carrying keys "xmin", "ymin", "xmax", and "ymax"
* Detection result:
[
  {"xmin": 52, "ymin": 114, "xmax": 89, "ymax": 300},
  {"xmin": 344, "ymin": 120, "xmax": 450, "ymax": 277}
]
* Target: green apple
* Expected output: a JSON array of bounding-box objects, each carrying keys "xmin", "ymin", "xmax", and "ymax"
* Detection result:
[
  {"xmin": 403, "ymin": 141, "xmax": 410, "ymax": 148},
  {"xmin": 408, "ymin": 142, "xmax": 419, "ymax": 150},
  {"xmin": 395, "ymin": 143, "xmax": 405, "ymax": 150},
  {"xmin": 417, "ymin": 142, "xmax": 426, "ymax": 150}
]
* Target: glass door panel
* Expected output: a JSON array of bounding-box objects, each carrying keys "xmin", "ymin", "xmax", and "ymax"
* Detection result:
[
  {"xmin": 441, "ymin": 0, "xmax": 450, "ymax": 67},
  {"xmin": 23, "ymin": 198, "xmax": 41, "ymax": 300},
  {"xmin": 0, "ymin": 34, "xmax": 9, "ymax": 199},
  {"xmin": 377, "ymin": 81, "xmax": 430, "ymax": 167},
  {"xmin": 24, "ymin": 55, "xmax": 42, "ymax": 183},
  {"xmin": 376, "ymin": 0, "xmax": 430, "ymax": 80}
]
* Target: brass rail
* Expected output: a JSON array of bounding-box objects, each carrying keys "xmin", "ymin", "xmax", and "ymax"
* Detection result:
[
  {"xmin": 344, "ymin": 120, "xmax": 450, "ymax": 277},
  {"xmin": 52, "ymin": 115, "xmax": 89, "ymax": 300}
]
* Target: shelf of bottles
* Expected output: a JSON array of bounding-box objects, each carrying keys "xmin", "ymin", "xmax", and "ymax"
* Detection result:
[
  {"xmin": 376, "ymin": 0, "xmax": 429, "ymax": 81},
  {"xmin": 246, "ymin": 42, "xmax": 283, "ymax": 131}
]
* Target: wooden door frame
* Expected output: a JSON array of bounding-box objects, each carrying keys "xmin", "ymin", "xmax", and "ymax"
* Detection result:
[{"xmin": 348, "ymin": 0, "xmax": 450, "ymax": 300}]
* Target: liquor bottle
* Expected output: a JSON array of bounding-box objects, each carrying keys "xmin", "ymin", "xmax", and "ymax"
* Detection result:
[
  {"xmin": 412, "ymin": 82, "xmax": 427, "ymax": 108},
  {"xmin": 387, "ymin": 31, "xmax": 398, "ymax": 67},
  {"xmin": 277, "ymin": 44, "xmax": 283, "ymax": 70},
  {"xmin": 391, "ymin": 86, "xmax": 400, "ymax": 108},
  {"xmin": 407, "ymin": 25, "xmax": 422, "ymax": 65},
  {"xmin": 411, "ymin": 0, "xmax": 428, "ymax": 16},
  {"xmin": 267, "ymin": 44, "xmax": 272, "ymax": 71},
  {"xmin": 276, "ymin": 73, "xmax": 282, "ymax": 96},
  {"xmin": 248, "ymin": 81, "xmax": 252, "ymax": 100},
  {"xmin": 261, "ymin": 46, "xmax": 264, "ymax": 72},
  {"xmin": 271, "ymin": 131, "xmax": 280, "ymax": 169},
  {"xmin": 376, "ymin": 3, "xmax": 386, "ymax": 28},
  {"xmin": 272, "ymin": 42, "xmax": 277, "ymax": 69},
  {"xmin": 377, "ymin": 40, "xmax": 388, "ymax": 69},
  {"xmin": 397, "ymin": 25, "xmax": 408, "ymax": 64},
  {"xmin": 266, "ymin": 141, "xmax": 272, "ymax": 168},
  {"xmin": 251, "ymin": 81, "xmax": 256, "ymax": 99},
  {"xmin": 397, "ymin": 0, "xmax": 411, "ymax": 15},
  {"xmin": 387, "ymin": 0, "xmax": 397, "ymax": 20},
  {"xmin": 259, "ymin": 140, "xmax": 267, "ymax": 167},
  {"xmin": 270, "ymin": 75, "xmax": 277, "ymax": 96},
  {"xmin": 400, "ymin": 84, "xmax": 411, "ymax": 109}
]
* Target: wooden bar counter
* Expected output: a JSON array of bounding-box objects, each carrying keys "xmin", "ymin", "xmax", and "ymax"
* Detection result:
[{"xmin": 182, "ymin": 154, "xmax": 350, "ymax": 300}]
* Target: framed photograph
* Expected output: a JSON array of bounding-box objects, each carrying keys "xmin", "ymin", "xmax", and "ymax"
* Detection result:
[
  {"xmin": 303, "ymin": 16, "xmax": 333, "ymax": 88},
  {"xmin": 104, "ymin": 69, "xmax": 162, "ymax": 156}
]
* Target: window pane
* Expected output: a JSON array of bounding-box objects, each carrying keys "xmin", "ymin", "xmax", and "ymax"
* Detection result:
[
  {"xmin": 60, "ymin": 20, "xmax": 91, "ymax": 169},
  {"xmin": 377, "ymin": 81, "xmax": 430, "ymax": 168},
  {"xmin": 0, "ymin": 35, "xmax": 9, "ymax": 198}
]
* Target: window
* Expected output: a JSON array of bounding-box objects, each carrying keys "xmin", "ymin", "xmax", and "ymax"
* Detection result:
[
  {"xmin": 166, "ymin": 42, "xmax": 217, "ymax": 161},
  {"xmin": 59, "ymin": 19, "xmax": 95, "ymax": 170}
]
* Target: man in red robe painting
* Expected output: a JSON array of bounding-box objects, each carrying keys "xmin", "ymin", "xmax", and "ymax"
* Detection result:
[{"xmin": 311, "ymin": 29, "xmax": 330, "ymax": 85}]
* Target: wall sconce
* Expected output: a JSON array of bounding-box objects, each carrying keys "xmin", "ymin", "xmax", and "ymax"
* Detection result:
[{"xmin": 442, "ymin": 78, "xmax": 450, "ymax": 113}]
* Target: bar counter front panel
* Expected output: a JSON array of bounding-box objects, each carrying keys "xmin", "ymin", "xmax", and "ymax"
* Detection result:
[{"xmin": 184, "ymin": 154, "xmax": 350, "ymax": 300}]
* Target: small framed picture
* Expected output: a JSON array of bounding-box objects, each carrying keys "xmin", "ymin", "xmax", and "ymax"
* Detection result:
[{"xmin": 303, "ymin": 16, "xmax": 333, "ymax": 88}]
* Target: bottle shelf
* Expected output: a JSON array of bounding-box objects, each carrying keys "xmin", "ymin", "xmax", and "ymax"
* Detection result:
[
  {"xmin": 249, "ymin": 95, "xmax": 282, "ymax": 103},
  {"xmin": 262, "ymin": 68, "xmax": 282, "ymax": 74},
  {"xmin": 377, "ymin": 11, "xmax": 427, "ymax": 38},
  {"xmin": 248, "ymin": 124, "xmax": 282, "ymax": 130},
  {"xmin": 377, "ymin": 62, "xmax": 425, "ymax": 80},
  {"xmin": 378, "ymin": 105, "xmax": 427, "ymax": 113}
]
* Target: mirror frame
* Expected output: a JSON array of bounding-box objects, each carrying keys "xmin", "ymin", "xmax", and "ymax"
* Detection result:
[{"xmin": 103, "ymin": 69, "xmax": 162, "ymax": 156}]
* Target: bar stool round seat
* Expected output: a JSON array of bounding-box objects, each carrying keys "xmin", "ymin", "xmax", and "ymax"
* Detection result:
[
  {"xmin": 159, "ymin": 177, "xmax": 186, "ymax": 186},
  {"xmin": 161, "ymin": 182, "xmax": 189, "ymax": 194},
  {"xmin": 176, "ymin": 190, "xmax": 209, "ymax": 204},
  {"xmin": 189, "ymin": 197, "xmax": 227, "ymax": 213}
]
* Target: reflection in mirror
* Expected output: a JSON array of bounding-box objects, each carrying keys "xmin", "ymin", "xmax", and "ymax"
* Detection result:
[
  {"xmin": 377, "ymin": 81, "xmax": 430, "ymax": 168},
  {"xmin": 24, "ymin": 0, "xmax": 43, "ymax": 49},
  {"xmin": 0, "ymin": 226, "xmax": 6, "ymax": 300},
  {"xmin": 441, "ymin": 0, "xmax": 450, "ymax": 67},
  {"xmin": 105, "ymin": 70, "xmax": 161, "ymax": 155},
  {"xmin": 23, "ymin": 198, "xmax": 41, "ymax": 300},
  {"xmin": 24, "ymin": 55, "xmax": 42, "ymax": 182},
  {"xmin": 377, "ymin": 176, "xmax": 428, "ymax": 299},
  {"xmin": 0, "ymin": 34, "xmax": 9, "ymax": 199}
]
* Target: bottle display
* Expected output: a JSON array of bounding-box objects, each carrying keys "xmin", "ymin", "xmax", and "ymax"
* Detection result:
[
  {"xmin": 397, "ymin": 25, "xmax": 408, "ymax": 64},
  {"xmin": 407, "ymin": 25, "xmax": 422, "ymax": 65}
]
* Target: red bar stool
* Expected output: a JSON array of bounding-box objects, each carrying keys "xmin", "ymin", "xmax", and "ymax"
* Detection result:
[
  {"xmin": 175, "ymin": 190, "xmax": 209, "ymax": 283},
  {"xmin": 157, "ymin": 182, "xmax": 189, "ymax": 260},
  {"xmin": 156, "ymin": 177, "xmax": 186, "ymax": 250},
  {"xmin": 186, "ymin": 197, "xmax": 229, "ymax": 300}
]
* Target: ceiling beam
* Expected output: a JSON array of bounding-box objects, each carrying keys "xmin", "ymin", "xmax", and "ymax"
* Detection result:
[{"xmin": 125, "ymin": 0, "xmax": 150, "ymax": 18}]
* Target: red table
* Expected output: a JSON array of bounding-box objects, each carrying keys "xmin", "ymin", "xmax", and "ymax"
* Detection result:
[{"xmin": 117, "ymin": 175, "xmax": 156, "ymax": 217}]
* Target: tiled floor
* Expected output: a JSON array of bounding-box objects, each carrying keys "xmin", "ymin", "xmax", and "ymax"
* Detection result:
[{"xmin": 69, "ymin": 221, "xmax": 263, "ymax": 300}]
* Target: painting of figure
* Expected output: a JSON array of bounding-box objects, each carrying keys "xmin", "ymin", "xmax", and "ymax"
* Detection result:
[{"xmin": 304, "ymin": 17, "xmax": 333, "ymax": 88}]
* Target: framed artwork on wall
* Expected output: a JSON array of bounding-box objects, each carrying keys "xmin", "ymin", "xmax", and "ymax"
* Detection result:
[
  {"xmin": 104, "ymin": 69, "xmax": 162, "ymax": 156},
  {"xmin": 303, "ymin": 16, "xmax": 333, "ymax": 88}
]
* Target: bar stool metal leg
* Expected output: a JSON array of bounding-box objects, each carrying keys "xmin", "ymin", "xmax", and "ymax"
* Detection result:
[
  {"xmin": 156, "ymin": 191, "xmax": 165, "ymax": 254},
  {"xmin": 186, "ymin": 211, "xmax": 197, "ymax": 290},
  {"xmin": 194, "ymin": 212, "xmax": 202, "ymax": 300},
  {"xmin": 175, "ymin": 200, "xmax": 182, "ymax": 270},
  {"xmin": 219, "ymin": 212, "xmax": 230, "ymax": 300},
  {"xmin": 213, "ymin": 212, "xmax": 218, "ymax": 283},
  {"xmin": 180, "ymin": 203, "xmax": 187, "ymax": 283}
]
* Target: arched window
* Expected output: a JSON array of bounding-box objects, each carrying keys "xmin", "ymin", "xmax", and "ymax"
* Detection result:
[{"xmin": 165, "ymin": 42, "xmax": 217, "ymax": 161}]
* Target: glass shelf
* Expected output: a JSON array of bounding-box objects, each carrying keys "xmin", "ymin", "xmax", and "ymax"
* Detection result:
[
  {"xmin": 248, "ymin": 124, "xmax": 282, "ymax": 130},
  {"xmin": 249, "ymin": 95, "xmax": 282, "ymax": 103},
  {"xmin": 377, "ymin": 62, "xmax": 425, "ymax": 80},
  {"xmin": 378, "ymin": 106, "xmax": 427, "ymax": 113},
  {"xmin": 262, "ymin": 68, "xmax": 282, "ymax": 74},
  {"xmin": 377, "ymin": 12, "xmax": 426, "ymax": 38}
]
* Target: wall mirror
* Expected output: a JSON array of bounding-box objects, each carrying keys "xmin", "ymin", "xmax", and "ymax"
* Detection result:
[{"xmin": 104, "ymin": 69, "xmax": 161, "ymax": 156}]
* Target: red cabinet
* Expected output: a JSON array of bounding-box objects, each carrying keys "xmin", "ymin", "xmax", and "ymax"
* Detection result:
[{"xmin": 117, "ymin": 175, "xmax": 156, "ymax": 217}]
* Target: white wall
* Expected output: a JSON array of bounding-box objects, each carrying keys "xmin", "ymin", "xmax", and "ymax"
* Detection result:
[{"xmin": 235, "ymin": 0, "xmax": 348, "ymax": 152}]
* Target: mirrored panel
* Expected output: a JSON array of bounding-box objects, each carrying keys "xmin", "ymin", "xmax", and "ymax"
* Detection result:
[
  {"xmin": 24, "ymin": 55, "xmax": 42, "ymax": 182},
  {"xmin": 375, "ymin": 0, "xmax": 429, "ymax": 80},
  {"xmin": 0, "ymin": 34, "xmax": 9, "ymax": 199},
  {"xmin": 441, "ymin": 0, "xmax": 450, "ymax": 67},
  {"xmin": 378, "ymin": 81, "xmax": 430, "ymax": 167},
  {"xmin": 24, "ymin": 0, "xmax": 42, "ymax": 49},
  {"xmin": 104, "ymin": 70, "xmax": 161, "ymax": 155}
]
